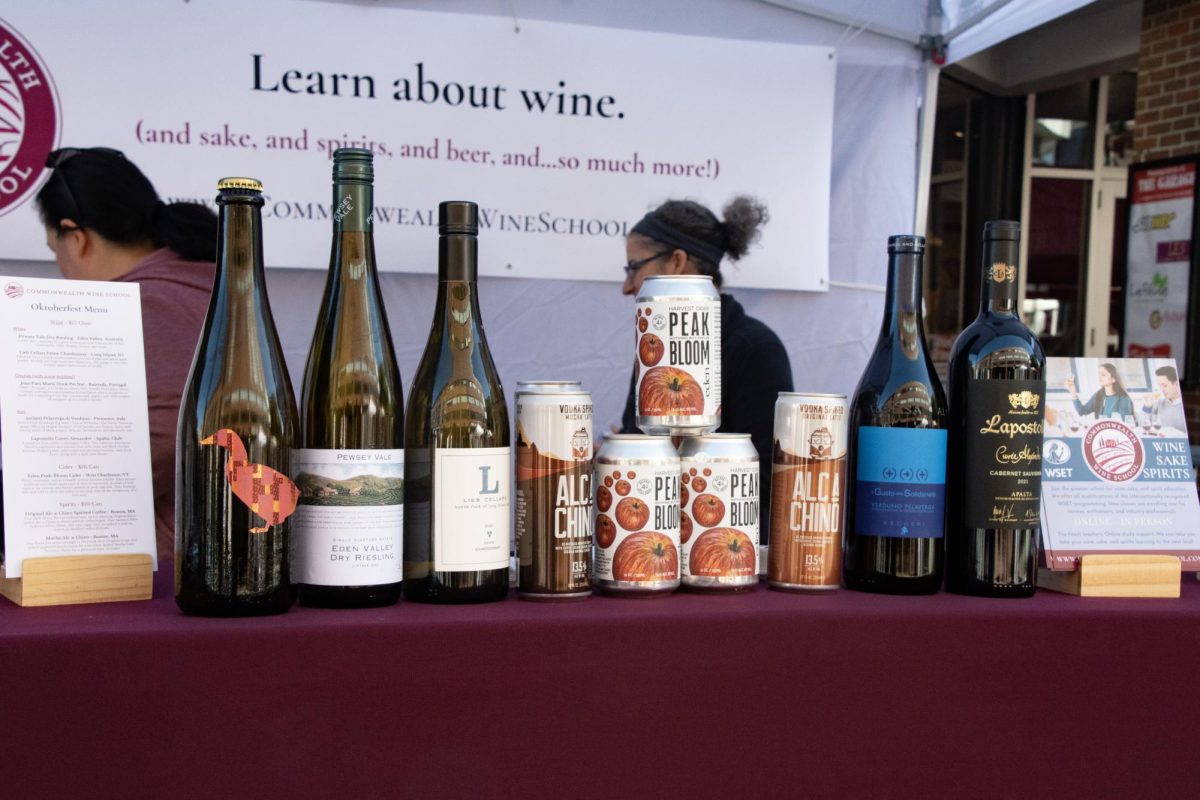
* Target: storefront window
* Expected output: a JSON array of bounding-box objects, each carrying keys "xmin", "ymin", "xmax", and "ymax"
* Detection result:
[
  {"xmin": 1024, "ymin": 177, "xmax": 1092, "ymax": 356},
  {"xmin": 1032, "ymin": 80, "xmax": 1097, "ymax": 169},
  {"xmin": 1105, "ymin": 71, "xmax": 1136, "ymax": 167}
]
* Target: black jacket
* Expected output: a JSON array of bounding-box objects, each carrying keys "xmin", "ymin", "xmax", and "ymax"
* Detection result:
[{"xmin": 622, "ymin": 293, "xmax": 793, "ymax": 542}]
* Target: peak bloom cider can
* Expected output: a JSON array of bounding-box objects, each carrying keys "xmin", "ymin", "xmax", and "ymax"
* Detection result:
[
  {"xmin": 594, "ymin": 434, "xmax": 680, "ymax": 596},
  {"xmin": 679, "ymin": 434, "xmax": 760, "ymax": 591},
  {"xmin": 515, "ymin": 381, "xmax": 593, "ymax": 600},
  {"xmin": 635, "ymin": 275, "xmax": 721, "ymax": 436},
  {"xmin": 768, "ymin": 393, "xmax": 848, "ymax": 591}
]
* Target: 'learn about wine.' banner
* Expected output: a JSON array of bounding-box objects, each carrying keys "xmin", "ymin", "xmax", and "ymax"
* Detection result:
[{"xmin": 0, "ymin": 1, "xmax": 835, "ymax": 290}]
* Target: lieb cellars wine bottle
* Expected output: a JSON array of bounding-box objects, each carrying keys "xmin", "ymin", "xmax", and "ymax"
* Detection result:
[
  {"xmin": 404, "ymin": 201, "xmax": 510, "ymax": 603},
  {"xmin": 295, "ymin": 149, "xmax": 404, "ymax": 608},
  {"xmin": 175, "ymin": 177, "xmax": 299, "ymax": 616},
  {"xmin": 945, "ymin": 220, "xmax": 1046, "ymax": 597},
  {"xmin": 844, "ymin": 235, "xmax": 947, "ymax": 594}
]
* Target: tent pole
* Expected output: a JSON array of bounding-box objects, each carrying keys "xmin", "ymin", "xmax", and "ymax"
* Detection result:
[
  {"xmin": 914, "ymin": 60, "xmax": 939, "ymax": 236},
  {"xmin": 914, "ymin": 0, "xmax": 942, "ymax": 236}
]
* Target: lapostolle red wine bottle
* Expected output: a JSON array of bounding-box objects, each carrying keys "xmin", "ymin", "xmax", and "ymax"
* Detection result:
[
  {"xmin": 175, "ymin": 178, "xmax": 299, "ymax": 616},
  {"xmin": 843, "ymin": 235, "xmax": 947, "ymax": 594},
  {"xmin": 403, "ymin": 201, "xmax": 510, "ymax": 603},
  {"xmin": 295, "ymin": 149, "xmax": 404, "ymax": 608},
  {"xmin": 945, "ymin": 220, "xmax": 1045, "ymax": 598}
]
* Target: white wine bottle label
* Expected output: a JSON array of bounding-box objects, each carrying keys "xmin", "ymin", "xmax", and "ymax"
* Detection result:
[
  {"xmin": 635, "ymin": 296, "xmax": 721, "ymax": 418},
  {"xmin": 680, "ymin": 460, "xmax": 759, "ymax": 579},
  {"xmin": 292, "ymin": 448, "xmax": 404, "ymax": 586},
  {"xmin": 963, "ymin": 380, "xmax": 1046, "ymax": 529},
  {"xmin": 433, "ymin": 446, "xmax": 512, "ymax": 572},
  {"xmin": 853, "ymin": 427, "xmax": 947, "ymax": 538}
]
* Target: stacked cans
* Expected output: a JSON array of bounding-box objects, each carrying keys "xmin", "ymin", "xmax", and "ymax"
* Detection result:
[{"xmin": 599, "ymin": 274, "xmax": 756, "ymax": 597}]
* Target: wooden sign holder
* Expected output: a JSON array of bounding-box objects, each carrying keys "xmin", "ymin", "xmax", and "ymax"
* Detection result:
[
  {"xmin": 0, "ymin": 554, "xmax": 154, "ymax": 607},
  {"xmin": 1038, "ymin": 554, "xmax": 1182, "ymax": 598}
]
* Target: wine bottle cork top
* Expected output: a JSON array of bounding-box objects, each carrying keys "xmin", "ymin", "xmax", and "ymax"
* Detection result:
[
  {"xmin": 887, "ymin": 234, "xmax": 925, "ymax": 254},
  {"xmin": 217, "ymin": 177, "xmax": 263, "ymax": 192},
  {"xmin": 439, "ymin": 200, "xmax": 478, "ymax": 235},
  {"xmin": 332, "ymin": 148, "xmax": 374, "ymax": 183},
  {"xmin": 983, "ymin": 220, "xmax": 1020, "ymax": 240}
]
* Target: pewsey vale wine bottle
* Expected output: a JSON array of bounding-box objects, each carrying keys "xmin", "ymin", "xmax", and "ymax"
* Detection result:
[
  {"xmin": 294, "ymin": 149, "xmax": 405, "ymax": 608},
  {"xmin": 945, "ymin": 221, "xmax": 1045, "ymax": 598},
  {"xmin": 176, "ymin": 178, "xmax": 299, "ymax": 616},
  {"xmin": 404, "ymin": 201, "xmax": 510, "ymax": 603},
  {"xmin": 844, "ymin": 235, "xmax": 947, "ymax": 594}
]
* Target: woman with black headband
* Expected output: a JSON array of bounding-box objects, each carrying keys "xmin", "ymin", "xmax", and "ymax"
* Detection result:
[
  {"xmin": 36, "ymin": 147, "xmax": 217, "ymax": 562},
  {"xmin": 619, "ymin": 196, "xmax": 793, "ymax": 543}
]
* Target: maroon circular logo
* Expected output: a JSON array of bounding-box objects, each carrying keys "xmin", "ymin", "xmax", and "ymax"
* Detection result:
[
  {"xmin": 0, "ymin": 17, "xmax": 60, "ymax": 217},
  {"xmin": 1083, "ymin": 420, "xmax": 1144, "ymax": 482}
]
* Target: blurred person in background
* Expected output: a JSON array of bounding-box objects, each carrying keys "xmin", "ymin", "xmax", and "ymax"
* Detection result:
[
  {"xmin": 37, "ymin": 147, "xmax": 216, "ymax": 562},
  {"xmin": 619, "ymin": 196, "xmax": 793, "ymax": 541}
]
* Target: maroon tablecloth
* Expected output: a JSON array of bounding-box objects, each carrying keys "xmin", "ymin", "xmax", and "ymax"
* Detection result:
[{"xmin": 1, "ymin": 570, "xmax": 1198, "ymax": 798}]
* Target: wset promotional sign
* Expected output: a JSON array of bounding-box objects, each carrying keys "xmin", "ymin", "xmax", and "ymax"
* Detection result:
[
  {"xmin": 0, "ymin": 1, "xmax": 835, "ymax": 290},
  {"xmin": 1040, "ymin": 356, "xmax": 1200, "ymax": 570}
]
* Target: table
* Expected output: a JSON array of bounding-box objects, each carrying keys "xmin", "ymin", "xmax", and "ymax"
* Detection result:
[{"xmin": 2, "ymin": 570, "xmax": 1198, "ymax": 798}]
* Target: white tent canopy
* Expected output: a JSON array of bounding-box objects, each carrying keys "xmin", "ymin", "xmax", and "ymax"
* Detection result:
[{"xmin": 0, "ymin": 0, "xmax": 1101, "ymax": 429}]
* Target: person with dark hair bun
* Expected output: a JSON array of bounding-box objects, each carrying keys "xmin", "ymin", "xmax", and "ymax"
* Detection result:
[
  {"xmin": 37, "ymin": 147, "xmax": 217, "ymax": 561},
  {"xmin": 619, "ymin": 195, "xmax": 793, "ymax": 542}
]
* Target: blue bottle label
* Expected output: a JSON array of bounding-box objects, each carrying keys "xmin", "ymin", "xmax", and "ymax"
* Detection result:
[{"xmin": 854, "ymin": 426, "xmax": 947, "ymax": 538}]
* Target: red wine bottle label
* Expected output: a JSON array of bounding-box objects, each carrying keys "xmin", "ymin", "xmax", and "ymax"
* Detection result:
[
  {"xmin": 854, "ymin": 427, "xmax": 946, "ymax": 538},
  {"xmin": 291, "ymin": 448, "xmax": 404, "ymax": 586},
  {"xmin": 963, "ymin": 379, "xmax": 1046, "ymax": 529}
]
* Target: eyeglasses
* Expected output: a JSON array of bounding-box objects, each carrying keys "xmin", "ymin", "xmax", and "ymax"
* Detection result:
[
  {"xmin": 45, "ymin": 147, "xmax": 125, "ymax": 169},
  {"xmin": 623, "ymin": 251, "xmax": 673, "ymax": 277}
]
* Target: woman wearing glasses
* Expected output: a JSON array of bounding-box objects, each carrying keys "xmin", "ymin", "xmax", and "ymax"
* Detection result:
[
  {"xmin": 36, "ymin": 147, "xmax": 217, "ymax": 561},
  {"xmin": 619, "ymin": 195, "xmax": 793, "ymax": 544}
]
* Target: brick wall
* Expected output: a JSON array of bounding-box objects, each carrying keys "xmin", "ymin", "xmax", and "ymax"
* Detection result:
[
  {"xmin": 1137, "ymin": 2, "xmax": 1200, "ymax": 472},
  {"xmin": 1135, "ymin": 0, "xmax": 1200, "ymax": 161}
]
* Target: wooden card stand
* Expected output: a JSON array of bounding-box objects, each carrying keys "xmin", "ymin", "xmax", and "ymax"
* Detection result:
[
  {"xmin": 0, "ymin": 554, "xmax": 154, "ymax": 607},
  {"xmin": 1038, "ymin": 554, "xmax": 1182, "ymax": 598}
]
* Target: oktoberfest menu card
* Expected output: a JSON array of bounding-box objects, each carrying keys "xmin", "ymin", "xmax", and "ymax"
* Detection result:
[
  {"xmin": 0, "ymin": 276, "xmax": 156, "ymax": 577},
  {"xmin": 1040, "ymin": 356, "xmax": 1200, "ymax": 570}
]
